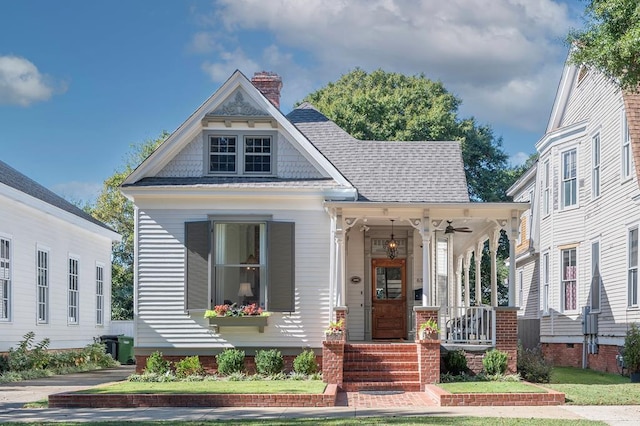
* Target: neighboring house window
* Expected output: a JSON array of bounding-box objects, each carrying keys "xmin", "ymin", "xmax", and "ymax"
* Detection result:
[
  {"xmin": 561, "ymin": 248, "xmax": 577, "ymax": 311},
  {"xmin": 208, "ymin": 134, "xmax": 274, "ymax": 175},
  {"xmin": 37, "ymin": 249, "xmax": 49, "ymax": 323},
  {"xmin": 591, "ymin": 241, "xmax": 600, "ymax": 312},
  {"xmin": 96, "ymin": 265, "xmax": 104, "ymax": 326},
  {"xmin": 185, "ymin": 220, "xmax": 295, "ymax": 313},
  {"xmin": 542, "ymin": 252, "xmax": 549, "ymax": 315},
  {"xmin": 68, "ymin": 257, "xmax": 79, "ymax": 324},
  {"xmin": 518, "ymin": 269, "xmax": 524, "ymax": 307},
  {"xmin": 0, "ymin": 238, "xmax": 10, "ymax": 321},
  {"xmin": 592, "ymin": 133, "xmax": 600, "ymax": 198},
  {"xmin": 543, "ymin": 160, "xmax": 550, "ymax": 216},
  {"xmin": 623, "ymin": 110, "xmax": 632, "ymax": 180},
  {"xmin": 629, "ymin": 227, "xmax": 639, "ymax": 307},
  {"xmin": 562, "ymin": 149, "xmax": 577, "ymax": 208}
]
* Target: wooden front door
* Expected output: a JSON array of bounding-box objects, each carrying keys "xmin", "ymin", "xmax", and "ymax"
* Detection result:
[{"xmin": 372, "ymin": 258, "xmax": 406, "ymax": 339}]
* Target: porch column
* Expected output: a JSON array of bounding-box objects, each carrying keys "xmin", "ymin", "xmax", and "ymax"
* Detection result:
[
  {"xmin": 455, "ymin": 255, "xmax": 463, "ymax": 307},
  {"xmin": 421, "ymin": 214, "xmax": 431, "ymax": 306},
  {"xmin": 508, "ymin": 212, "xmax": 518, "ymax": 307},
  {"xmin": 490, "ymin": 229, "xmax": 500, "ymax": 307},
  {"xmin": 475, "ymin": 240, "xmax": 483, "ymax": 305},
  {"xmin": 464, "ymin": 250, "xmax": 472, "ymax": 307},
  {"xmin": 335, "ymin": 213, "xmax": 346, "ymax": 307}
]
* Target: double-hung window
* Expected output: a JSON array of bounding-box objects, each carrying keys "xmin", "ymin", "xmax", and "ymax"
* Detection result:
[
  {"xmin": 562, "ymin": 149, "xmax": 577, "ymax": 208},
  {"xmin": 96, "ymin": 265, "xmax": 104, "ymax": 326},
  {"xmin": 543, "ymin": 160, "xmax": 550, "ymax": 216},
  {"xmin": 208, "ymin": 133, "xmax": 274, "ymax": 175},
  {"xmin": 561, "ymin": 248, "xmax": 577, "ymax": 311},
  {"xmin": 629, "ymin": 227, "xmax": 639, "ymax": 307},
  {"xmin": 0, "ymin": 238, "xmax": 10, "ymax": 321},
  {"xmin": 37, "ymin": 249, "xmax": 49, "ymax": 323},
  {"xmin": 592, "ymin": 133, "xmax": 601, "ymax": 198},
  {"xmin": 214, "ymin": 222, "xmax": 265, "ymax": 307},
  {"xmin": 68, "ymin": 257, "xmax": 79, "ymax": 324},
  {"xmin": 591, "ymin": 241, "xmax": 601, "ymax": 311},
  {"xmin": 542, "ymin": 252, "xmax": 549, "ymax": 315},
  {"xmin": 623, "ymin": 110, "xmax": 632, "ymax": 180}
]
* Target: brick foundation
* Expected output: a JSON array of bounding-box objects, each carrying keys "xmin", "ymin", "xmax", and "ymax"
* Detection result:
[
  {"xmin": 322, "ymin": 342, "xmax": 344, "ymax": 387},
  {"xmin": 495, "ymin": 307, "xmax": 519, "ymax": 373},
  {"xmin": 542, "ymin": 342, "xmax": 622, "ymax": 373}
]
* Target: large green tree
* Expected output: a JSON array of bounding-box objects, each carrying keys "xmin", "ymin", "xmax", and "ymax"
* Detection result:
[
  {"xmin": 89, "ymin": 132, "xmax": 167, "ymax": 320},
  {"xmin": 567, "ymin": 0, "xmax": 640, "ymax": 91},
  {"xmin": 301, "ymin": 68, "xmax": 516, "ymax": 201}
]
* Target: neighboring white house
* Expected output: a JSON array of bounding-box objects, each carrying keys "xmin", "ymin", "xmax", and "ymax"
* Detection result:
[
  {"xmin": 507, "ymin": 163, "xmax": 540, "ymax": 349},
  {"xmin": 529, "ymin": 59, "xmax": 640, "ymax": 372},
  {"xmin": 120, "ymin": 70, "xmax": 528, "ymax": 371},
  {"xmin": 0, "ymin": 160, "xmax": 120, "ymax": 352}
]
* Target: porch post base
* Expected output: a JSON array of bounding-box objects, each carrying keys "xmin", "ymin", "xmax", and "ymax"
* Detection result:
[
  {"xmin": 495, "ymin": 307, "xmax": 519, "ymax": 373},
  {"xmin": 322, "ymin": 341, "xmax": 345, "ymax": 388}
]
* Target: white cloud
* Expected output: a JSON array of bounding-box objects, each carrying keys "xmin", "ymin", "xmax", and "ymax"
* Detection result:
[
  {"xmin": 195, "ymin": 0, "xmax": 577, "ymax": 132},
  {"xmin": 510, "ymin": 152, "xmax": 531, "ymax": 167},
  {"xmin": 51, "ymin": 181, "xmax": 103, "ymax": 205},
  {"xmin": 0, "ymin": 55, "xmax": 63, "ymax": 106}
]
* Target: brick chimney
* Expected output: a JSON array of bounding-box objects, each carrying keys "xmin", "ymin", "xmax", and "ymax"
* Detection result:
[{"xmin": 251, "ymin": 71, "xmax": 283, "ymax": 109}]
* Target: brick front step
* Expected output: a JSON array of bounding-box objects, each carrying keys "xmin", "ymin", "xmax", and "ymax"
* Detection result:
[
  {"xmin": 344, "ymin": 344, "xmax": 417, "ymax": 354},
  {"xmin": 344, "ymin": 371, "xmax": 420, "ymax": 382},
  {"xmin": 344, "ymin": 354, "xmax": 418, "ymax": 363},
  {"xmin": 342, "ymin": 381, "xmax": 422, "ymax": 392},
  {"xmin": 343, "ymin": 361, "xmax": 419, "ymax": 371}
]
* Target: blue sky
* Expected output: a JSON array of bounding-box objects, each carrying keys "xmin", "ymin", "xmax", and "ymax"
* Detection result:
[{"xmin": 1, "ymin": 0, "xmax": 585, "ymax": 202}]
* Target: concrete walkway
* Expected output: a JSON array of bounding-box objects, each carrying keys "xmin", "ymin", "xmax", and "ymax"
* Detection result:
[{"xmin": 0, "ymin": 366, "xmax": 639, "ymax": 425}]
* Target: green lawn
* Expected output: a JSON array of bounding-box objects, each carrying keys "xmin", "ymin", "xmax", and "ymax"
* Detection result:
[
  {"xmin": 80, "ymin": 380, "xmax": 326, "ymax": 395},
  {"xmin": 438, "ymin": 381, "xmax": 546, "ymax": 394},
  {"xmin": 544, "ymin": 367, "xmax": 640, "ymax": 405}
]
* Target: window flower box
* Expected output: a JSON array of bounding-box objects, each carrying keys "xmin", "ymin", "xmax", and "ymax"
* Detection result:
[
  {"xmin": 208, "ymin": 315, "xmax": 269, "ymax": 333},
  {"xmin": 205, "ymin": 304, "xmax": 269, "ymax": 333}
]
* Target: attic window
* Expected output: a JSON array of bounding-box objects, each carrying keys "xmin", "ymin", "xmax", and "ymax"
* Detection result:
[{"xmin": 207, "ymin": 131, "xmax": 275, "ymax": 176}]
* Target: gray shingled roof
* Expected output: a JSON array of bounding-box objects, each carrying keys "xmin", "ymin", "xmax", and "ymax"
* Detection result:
[
  {"xmin": 0, "ymin": 160, "xmax": 115, "ymax": 232},
  {"xmin": 287, "ymin": 103, "xmax": 470, "ymax": 203},
  {"xmin": 125, "ymin": 176, "xmax": 341, "ymax": 189}
]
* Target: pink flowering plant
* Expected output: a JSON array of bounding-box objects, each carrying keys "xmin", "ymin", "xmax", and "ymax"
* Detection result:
[{"xmin": 204, "ymin": 303, "xmax": 267, "ymax": 318}]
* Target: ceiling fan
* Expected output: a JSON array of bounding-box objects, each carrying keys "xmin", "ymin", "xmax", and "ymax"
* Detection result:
[{"xmin": 444, "ymin": 220, "xmax": 472, "ymax": 234}]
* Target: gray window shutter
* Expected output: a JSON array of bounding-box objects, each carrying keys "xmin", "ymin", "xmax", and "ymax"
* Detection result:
[
  {"xmin": 267, "ymin": 221, "xmax": 295, "ymax": 312},
  {"xmin": 185, "ymin": 221, "xmax": 210, "ymax": 311}
]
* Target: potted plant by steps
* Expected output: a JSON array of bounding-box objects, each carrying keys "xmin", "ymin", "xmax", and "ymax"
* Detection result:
[
  {"xmin": 324, "ymin": 319, "xmax": 345, "ymax": 342},
  {"xmin": 624, "ymin": 323, "xmax": 640, "ymax": 382},
  {"xmin": 418, "ymin": 318, "xmax": 440, "ymax": 340}
]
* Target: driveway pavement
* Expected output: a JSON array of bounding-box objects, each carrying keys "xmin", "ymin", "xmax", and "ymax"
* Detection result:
[{"xmin": 0, "ymin": 366, "xmax": 639, "ymax": 425}]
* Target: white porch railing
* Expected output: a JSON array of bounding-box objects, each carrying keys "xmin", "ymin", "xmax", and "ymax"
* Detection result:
[{"xmin": 440, "ymin": 306, "xmax": 495, "ymax": 345}]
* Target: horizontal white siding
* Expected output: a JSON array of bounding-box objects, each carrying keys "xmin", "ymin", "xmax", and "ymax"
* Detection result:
[
  {"xmin": 0, "ymin": 194, "xmax": 113, "ymax": 352},
  {"xmin": 539, "ymin": 70, "xmax": 640, "ymax": 343},
  {"xmin": 134, "ymin": 196, "xmax": 331, "ymax": 350}
]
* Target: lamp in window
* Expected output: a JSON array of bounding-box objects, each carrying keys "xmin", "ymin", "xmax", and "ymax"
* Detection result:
[
  {"xmin": 245, "ymin": 254, "xmax": 258, "ymax": 270},
  {"xmin": 238, "ymin": 282, "xmax": 253, "ymax": 305},
  {"xmin": 385, "ymin": 220, "xmax": 398, "ymax": 259}
]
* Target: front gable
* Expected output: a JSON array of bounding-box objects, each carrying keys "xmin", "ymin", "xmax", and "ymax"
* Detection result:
[{"xmin": 123, "ymin": 71, "xmax": 351, "ymax": 189}]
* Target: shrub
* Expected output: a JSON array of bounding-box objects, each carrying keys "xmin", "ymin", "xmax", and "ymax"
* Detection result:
[
  {"xmin": 0, "ymin": 354, "xmax": 9, "ymax": 373},
  {"xmin": 255, "ymin": 349, "xmax": 284, "ymax": 376},
  {"xmin": 443, "ymin": 349, "xmax": 467, "ymax": 375},
  {"xmin": 175, "ymin": 356, "xmax": 204, "ymax": 378},
  {"xmin": 216, "ymin": 349, "xmax": 245, "ymax": 375},
  {"xmin": 144, "ymin": 351, "xmax": 171, "ymax": 375},
  {"xmin": 293, "ymin": 350, "xmax": 318, "ymax": 375},
  {"xmin": 517, "ymin": 344, "xmax": 551, "ymax": 383},
  {"xmin": 624, "ymin": 323, "xmax": 640, "ymax": 374},
  {"xmin": 82, "ymin": 341, "xmax": 117, "ymax": 367},
  {"xmin": 483, "ymin": 349, "xmax": 508, "ymax": 375},
  {"xmin": 8, "ymin": 332, "xmax": 50, "ymax": 371}
]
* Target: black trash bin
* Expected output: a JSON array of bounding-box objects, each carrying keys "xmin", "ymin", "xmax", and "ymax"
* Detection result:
[{"xmin": 100, "ymin": 335, "xmax": 119, "ymax": 361}]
